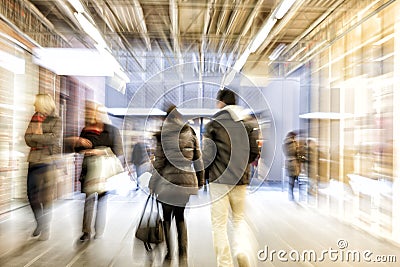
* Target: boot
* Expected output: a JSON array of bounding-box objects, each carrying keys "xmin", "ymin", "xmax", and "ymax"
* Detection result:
[
  {"xmin": 163, "ymin": 221, "xmax": 172, "ymax": 261},
  {"xmin": 32, "ymin": 226, "xmax": 41, "ymax": 237}
]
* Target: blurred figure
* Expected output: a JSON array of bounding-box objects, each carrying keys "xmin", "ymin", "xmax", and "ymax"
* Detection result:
[
  {"xmin": 149, "ymin": 105, "xmax": 204, "ymax": 266},
  {"xmin": 72, "ymin": 101, "xmax": 123, "ymax": 242},
  {"xmin": 24, "ymin": 93, "xmax": 61, "ymax": 241},
  {"xmin": 131, "ymin": 141, "xmax": 151, "ymax": 189},
  {"xmin": 305, "ymin": 138, "xmax": 318, "ymax": 195},
  {"xmin": 202, "ymin": 88, "xmax": 260, "ymax": 267},
  {"xmin": 282, "ymin": 131, "xmax": 301, "ymax": 201}
]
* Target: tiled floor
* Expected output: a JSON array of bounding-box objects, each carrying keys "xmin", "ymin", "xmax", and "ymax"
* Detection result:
[{"xmin": 0, "ymin": 174, "xmax": 399, "ymax": 267}]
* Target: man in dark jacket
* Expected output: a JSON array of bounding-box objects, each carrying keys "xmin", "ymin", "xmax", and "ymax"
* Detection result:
[{"xmin": 202, "ymin": 88, "xmax": 259, "ymax": 267}]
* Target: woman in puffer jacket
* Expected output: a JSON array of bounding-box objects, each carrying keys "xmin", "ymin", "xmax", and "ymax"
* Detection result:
[
  {"xmin": 149, "ymin": 105, "xmax": 204, "ymax": 266},
  {"xmin": 24, "ymin": 93, "xmax": 61, "ymax": 240}
]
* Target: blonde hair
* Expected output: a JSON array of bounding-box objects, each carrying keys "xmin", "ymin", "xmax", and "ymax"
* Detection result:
[
  {"xmin": 85, "ymin": 100, "xmax": 111, "ymax": 125},
  {"xmin": 34, "ymin": 93, "xmax": 56, "ymax": 116},
  {"xmin": 97, "ymin": 104, "xmax": 111, "ymax": 124}
]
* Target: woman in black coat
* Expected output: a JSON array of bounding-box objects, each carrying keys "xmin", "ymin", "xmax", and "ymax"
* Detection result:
[
  {"xmin": 149, "ymin": 106, "xmax": 204, "ymax": 265},
  {"xmin": 72, "ymin": 101, "xmax": 123, "ymax": 242}
]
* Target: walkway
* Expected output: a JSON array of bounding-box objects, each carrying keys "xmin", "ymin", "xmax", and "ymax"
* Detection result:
[{"xmin": 0, "ymin": 173, "xmax": 398, "ymax": 267}]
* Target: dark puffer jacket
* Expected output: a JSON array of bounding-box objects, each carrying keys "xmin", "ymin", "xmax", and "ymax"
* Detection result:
[
  {"xmin": 149, "ymin": 118, "xmax": 204, "ymax": 203},
  {"xmin": 202, "ymin": 105, "xmax": 260, "ymax": 185}
]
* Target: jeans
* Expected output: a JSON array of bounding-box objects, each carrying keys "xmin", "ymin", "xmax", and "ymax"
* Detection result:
[
  {"xmin": 209, "ymin": 183, "xmax": 248, "ymax": 267},
  {"xmin": 27, "ymin": 163, "xmax": 55, "ymax": 233},
  {"xmin": 82, "ymin": 192, "xmax": 108, "ymax": 236}
]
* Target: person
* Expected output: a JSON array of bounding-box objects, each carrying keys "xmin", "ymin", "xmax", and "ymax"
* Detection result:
[
  {"xmin": 131, "ymin": 142, "xmax": 151, "ymax": 189},
  {"xmin": 73, "ymin": 101, "xmax": 123, "ymax": 242},
  {"xmin": 24, "ymin": 93, "xmax": 61, "ymax": 241},
  {"xmin": 148, "ymin": 105, "xmax": 204, "ymax": 266},
  {"xmin": 305, "ymin": 138, "xmax": 318, "ymax": 195},
  {"xmin": 202, "ymin": 88, "xmax": 260, "ymax": 267},
  {"xmin": 282, "ymin": 131, "xmax": 301, "ymax": 201}
]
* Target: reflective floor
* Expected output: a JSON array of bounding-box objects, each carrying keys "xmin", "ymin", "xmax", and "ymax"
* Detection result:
[{"xmin": 0, "ymin": 173, "xmax": 399, "ymax": 267}]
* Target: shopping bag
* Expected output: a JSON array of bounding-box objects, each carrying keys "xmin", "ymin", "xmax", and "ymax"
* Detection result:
[
  {"xmin": 135, "ymin": 194, "xmax": 164, "ymax": 251},
  {"xmin": 83, "ymin": 147, "xmax": 124, "ymax": 194}
]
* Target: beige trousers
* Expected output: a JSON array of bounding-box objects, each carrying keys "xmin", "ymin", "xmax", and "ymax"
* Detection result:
[{"xmin": 209, "ymin": 183, "xmax": 248, "ymax": 267}]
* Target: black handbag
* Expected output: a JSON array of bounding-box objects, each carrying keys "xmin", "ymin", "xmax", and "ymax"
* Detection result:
[{"xmin": 135, "ymin": 194, "xmax": 164, "ymax": 251}]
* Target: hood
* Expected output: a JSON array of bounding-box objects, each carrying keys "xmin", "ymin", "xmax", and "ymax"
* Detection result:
[{"xmin": 216, "ymin": 105, "xmax": 250, "ymax": 122}]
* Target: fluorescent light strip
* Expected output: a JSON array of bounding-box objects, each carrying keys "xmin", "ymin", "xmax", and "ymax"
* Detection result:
[
  {"xmin": 74, "ymin": 12, "xmax": 107, "ymax": 48},
  {"xmin": 249, "ymin": 18, "xmax": 277, "ymax": 53},
  {"xmin": 233, "ymin": 48, "xmax": 251, "ymax": 71},
  {"xmin": 68, "ymin": 0, "xmax": 85, "ymax": 13},
  {"xmin": 275, "ymin": 0, "xmax": 297, "ymax": 19},
  {"xmin": 269, "ymin": 43, "xmax": 286, "ymax": 61}
]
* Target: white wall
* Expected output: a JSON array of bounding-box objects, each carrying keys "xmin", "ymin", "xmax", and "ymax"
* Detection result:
[{"xmin": 252, "ymin": 77, "xmax": 301, "ymax": 182}]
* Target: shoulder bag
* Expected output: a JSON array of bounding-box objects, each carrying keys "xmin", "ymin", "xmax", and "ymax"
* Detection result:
[{"xmin": 135, "ymin": 193, "xmax": 164, "ymax": 251}]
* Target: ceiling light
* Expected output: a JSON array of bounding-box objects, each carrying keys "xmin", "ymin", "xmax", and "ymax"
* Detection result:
[
  {"xmin": 233, "ymin": 48, "xmax": 251, "ymax": 71},
  {"xmin": 68, "ymin": 0, "xmax": 85, "ymax": 13},
  {"xmin": 74, "ymin": 12, "xmax": 107, "ymax": 48},
  {"xmin": 269, "ymin": 43, "xmax": 286, "ymax": 61},
  {"xmin": 275, "ymin": 0, "xmax": 297, "ymax": 19},
  {"xmin": 249, "ymin": 18, "xmax": 277, "ymax": 53}
]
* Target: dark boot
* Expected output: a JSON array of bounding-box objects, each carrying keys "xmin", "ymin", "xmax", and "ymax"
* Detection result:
[
  {"xmin": 177, "ymin": 221, "xmax": 188, "ymax": 266},
  {"xmin": 163, "ymin": 221, "xmax": 172, "ymax": 260},
  {"xmin": 32, "ymin": 226, "xmax": 41, "ymax": 237}
]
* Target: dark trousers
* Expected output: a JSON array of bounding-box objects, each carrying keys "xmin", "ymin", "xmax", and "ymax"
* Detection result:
[
  {"xmin": 162, "ymin": 200, "xmax": 189, "ymax": 259},
  {"xmin": 27, "ymin": 163, "xmax": 55, "ymax": 233},
  {"xmin": 288, "ymin": 175, "xmax": 298, "ymax": 201}
]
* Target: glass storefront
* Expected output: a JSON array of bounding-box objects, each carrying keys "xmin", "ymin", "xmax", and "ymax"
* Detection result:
[{"xmin": 291, "ymin": 0, "xmax": 400, "ymax": 243}]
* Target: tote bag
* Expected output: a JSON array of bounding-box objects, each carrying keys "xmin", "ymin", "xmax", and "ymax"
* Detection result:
[
  {"xmin": 83, "ymin": 147, "xmax": 124, "ymax": 194},
  {"xmin": 135, "ymin": 194, "xmax": 164, "ymax": 251}
]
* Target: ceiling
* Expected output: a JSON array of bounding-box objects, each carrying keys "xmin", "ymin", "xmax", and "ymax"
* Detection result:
[{"xmin": 26, "ymin": 0, "xmax": 346, "ymax": 79}]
